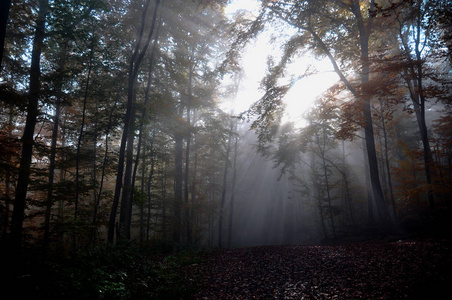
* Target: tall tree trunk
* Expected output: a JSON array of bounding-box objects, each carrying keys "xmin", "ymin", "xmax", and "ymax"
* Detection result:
[
  {"xmin": 219, "ymin": 126, "xmax": 232, "ymax": 248},
  {"xmin": 11, "ymin": 0, "xmax": 49, "ymax": 248},
  {"xmin": 184, "ymin": 61, "xmax": 194, "ymax": 245},
  {"xmin": 139, "ymin": 130, "xmax": 147, "ymax": 243},
  {"xmin": 173, "ymin": 133, "xmax": 183, "ymax": 243},
  {"xmin": 362, "ymin": 136, "xmax": 374, "ymax": 224},
  {"xmin": 352, "ymin": 0, "xmax": 390, "ymax": 223},
  {"xmin": 119, "ymin": 112, "xmax": 135, "ymax": 242},
  {"xmin": 74, "ymin": 40, "xmax": 95, "ymax": 250},
  {"xmin": 108, "ymin": 0, "xmax": 161, "ymax": 243},
  {"xmin": 184, "ymin": 106, "xmax": 192, "ymax": 244},
  {"xmin": 2, "ymin": 107, "xmax": 14, "ymax": 239},
  {"xmin": 145, "ymin": 130, "xmax": 156, "ymax": 241},
  {"xmin": 397, "ymin": 0, "xmax": 435, "ymax": 209},
  {"xmin": 308, "ymin": 2, "xmax": 390, "ymax": 223},
  {"xmin": 316, "ymin": 129, "xmax": 336, "ymax": 239},
  {"xmin": 43, "ymin": 95, "xmax": 62, "ymax": 252},
  {"xmin": 379, "ymin": 99, "xmax": 396, "ymax": 218},
  {"xmin": 90, "ymin": 104, "xmax": 116, "ymax": 244},
  {"xmin": 227, "ymin": 132, "xmax": 238, "ymax": 247},
  {"xmin": 191, "ymin": 116, "xmax": 199, "ymax": 243},
  {"xmin": 160, "ymin": 161, "xmax": 167, "ymax": 241},
  {"xmin": 0, "ymin": 0, "xmax": 11, "ymax": 71}
]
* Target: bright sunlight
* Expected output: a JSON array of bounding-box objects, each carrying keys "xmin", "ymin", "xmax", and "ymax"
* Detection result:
[{"xmin": 225, "ymin": 0, "xmax": 339, "ymax": 124}]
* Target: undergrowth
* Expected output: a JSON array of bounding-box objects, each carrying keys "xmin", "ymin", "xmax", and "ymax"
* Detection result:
[{"xmin": 4, "ymin": 243, "xmax": 203, "ymax": 299}]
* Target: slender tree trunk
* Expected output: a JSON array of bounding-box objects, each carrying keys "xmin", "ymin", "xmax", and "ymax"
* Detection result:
[
  {"xmin": 219, "ymin": 126, "xmax": 232, "ymax": 248},
  {"xmin": 316, "ymin": 129, "xmax": 336, "ymax": 239},
  {"xmin": 353, "ymin": 0, "xmax": 390, "ymax": 223},
  {"xmin": 108, "ymin": 0, "xmax": 161, "ymax": 243},
  {"xmin": 57, "ymin": 116, "xmax": 67, "ymax": 251},
  {"xmin": 341, "ymin": 142, "xmax": 355, "ymax": 224},
  {"xmin": 74, "ymin": 41, "xmax": 95, "ymax": 250},
  {"xmin": 0, "ymin": 0, "xmax": 11, "ymax": 71},
  {"xmin": 227, "ymin": 132, "xmax": 238, "ymax": 247},
  {"xmin": 160, "ymin": 161, "xmax": 167, "ymax": 241},
  {"xmin": 397, "ymin": 0, "xmax": 435, "ymax": 209},
  {"xmin": 90, "ymin": 104, "xmax": 116, "ymax": 244},
  {"xmin": 2, "ymin": 107, "xmax": 14, "ymax": 239},
  {"xmin": 119, "ymin": 110, "xmax": 136, "ymax": 241},
  {"xmin": 184, "ymin": 62, "xmax": 194, "ymax": 245},
  {"xmin": 139, "ymin": 131, "xmax": 147, "ymax": 243},
  {"xmin": 414, "ymin": 0, "xmax": 435, "ymax": 209},
  {"xmin": 315, "ymin": 178, "xmax": 328, "ymax": 240},
  {"xmin": 307, "ymin": 2, "xmax": 390, "ymax": 223},
  {"xmin": 145, "ymin": 130, "xmax": 156, "ymax": 241},
  {"xmin": 173, "ymin": 133, "xmax": 183, "ymax": 243},
  {"xmin": 379, "ymin": 100, "xmax": 396, "ymax": 218},
  {"xmin": 362, "ymin": 137, "xmax": 374, "ymax": 224},
  {"xmin": 11, "ymin": 0, "xmax": 49, "ymax": 248},
  {"xmin": 43, "ymin": 98, "xmax": 61, "ymax": 252},
  {"xmin": 191, "ymin": 110, "xmax": 199, "ymax": 243},
  {"xmin": 184, "ymin": 106, "xmax": 192, "ymax": 244},
  {"xmin": 133, "ymin": 11, "xmax": 162, "ymax": 189}
]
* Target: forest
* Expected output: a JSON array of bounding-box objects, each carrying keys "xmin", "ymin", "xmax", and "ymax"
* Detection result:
[{"xmin": 1, "ymin": 0, "xmax": 452, "ymax": 299}]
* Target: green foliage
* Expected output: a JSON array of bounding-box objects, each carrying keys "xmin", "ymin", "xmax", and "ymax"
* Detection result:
[{"xmin": 21, "ymin": 245, "xmax": 203, "ymax": 299}]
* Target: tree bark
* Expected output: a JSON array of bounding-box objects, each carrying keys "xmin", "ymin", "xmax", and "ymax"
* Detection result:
[
  {"xmin": 0, "ymin": 0, "xmax": 11, "ymax": 71},
  {"xmin": 219, "ymin": 124, "xmax": 232, "ymax": 248},
  {"xmin": 75, "ymin": 40, "xmax": 95, "ymax": 247},
  {"xmin": 173, "ymin": 133, "xmax": 183, "ymax": 243},
  {"xmin": 11, "ymin": 0, "xmax": 49, "ymax": 248},
  {"xmin": 352, "ymin": 0, "xmax": 390, "ymax": 223},
  {"xmin": 108, "ymin": 0, "xmax": 161, "ymax": 243},
  {"xmin": 227, "ymin": 131, "xmax": 238, "ymax": 247},
  {"xmin": 184, "ymin": 106, "xmax": 192, "ymax": 244},
  {"xmin": 396, "ymin": 0, "xmax": 435, "ymax": 209},
  {"xmin": 90, "ymin": 104, "xmax": 116, "ymax": 244},
  {"xmin": 43, "ymin": 94, "xmax": 62, "ymax": 252}
]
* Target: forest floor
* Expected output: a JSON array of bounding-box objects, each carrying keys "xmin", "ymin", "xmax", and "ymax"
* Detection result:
[
  {"xmin": 187, "ymin": 239, "xmax": 452, "ymax": 299},
  {"xmin": 3, "ymin": 238, "xmax": 452, "ymax": 299}
]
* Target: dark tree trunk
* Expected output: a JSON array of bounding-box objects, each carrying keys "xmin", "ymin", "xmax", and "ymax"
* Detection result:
[
  {"xmin": 393, "ymin": 0, "xmax": 435, "ymax": 209},
  {"xmin": 173, "ymin": 133, "xmax": 183, "ymax": 243},
  {"xmin": 2, "ymin": 108, "xmax": 14, "ymax": 239},
  {"xmin": 227, "ymin": 132, "xmax": 238, "ymax": 247},
  {"xmin": 379, "ymin": 99, "xmax": 396, "ymax": 218},
  {"xmin": 219, "ymin": 125, "xmax": 232, "ymax": 248},
  {"xmin": 184, "ymin": 106, "xmax": 192, "ymax": 244},
  {"xmin": 315, "ymin": 128, "xmax": 336, "ymax": 239},
  {"xmin": 91, "ymin": 104, "xmax": 116, "ymax": 244},
  {"xmin": 308, "ymin": 3, "xmax": 390, "ymax": 223},
  {"xmin": 108, "ymin": 0, "xmax": 161, "ymax": 243},
  {"xmin": 0, "ymin": 0, "xmax": 11, "ymax": 71},
  {"xmin": 11, "ymin": 0, "xmax": 49, "ymax": 248},
  {"xmin": 160, "ymin": 161, "xmax": 167, "ymax": 241},
  {"xmin": 190, "ymin": 110, "xmax": 199, "ymax": 243},
  {"xmin": 145, "ymin": 130, "xmax": 156, "ymax": 241},
  {"xmin": 119, "ymin": 114, "xmax": 135, "ymax": 242},
  {"xmin": 75, "ymin": 41, "xmax": 95, "ymax": 249},
  {"xmin": 43, "ymin": 97, "xmax": 61, "ymax": 252},
  {"xmin": 352, "ymin": 0, "xmax": 390, "ymax": 223},
  {"xmin": 184, "ymin": 62, "xmax": 194, "ymax": 245}
]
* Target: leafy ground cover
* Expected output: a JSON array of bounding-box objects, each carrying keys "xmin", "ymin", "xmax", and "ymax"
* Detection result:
[
  {"xmin": 188, "ymin": 239, "xmax": 452, "ymax": 299},
  {"xmin": 3, "ymin": 239, "xmax": 451, "ymax": 299}
]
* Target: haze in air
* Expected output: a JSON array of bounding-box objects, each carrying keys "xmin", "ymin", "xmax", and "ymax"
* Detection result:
[{"xmin": 1, "ymin": 0, "xmax": 451, "ymax": 298}]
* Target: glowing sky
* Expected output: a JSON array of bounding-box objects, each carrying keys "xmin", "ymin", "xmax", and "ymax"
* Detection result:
[{"xmin": 224, "ymin": 0, "xmax": 339, "ymax": 125}]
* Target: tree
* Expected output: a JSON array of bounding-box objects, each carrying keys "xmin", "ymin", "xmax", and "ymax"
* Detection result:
[
  {"xmin": 11, "ymin": 0, "xmax": 49, "ymax": 248},
  {"xmin": 0, "ymin": 0, "xmax": 12, "ymax": 70},
  {"xmin": 108, "ymin": 0, "xmax": 162, "ymax": 243},
  {"xmin": 242, "ymin": 0, "xmax": 391, "ymax": 223}
]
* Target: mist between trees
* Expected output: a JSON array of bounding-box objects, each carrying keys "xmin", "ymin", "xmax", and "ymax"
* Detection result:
[{"xmin": 0, "ymin": 0, "xmax": 451, "ymax": 255}]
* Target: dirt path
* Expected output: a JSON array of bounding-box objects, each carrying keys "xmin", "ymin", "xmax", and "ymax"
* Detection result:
[{"xmin": 188, "ymin": 240, "xmax": 452, "ymax": 299}]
